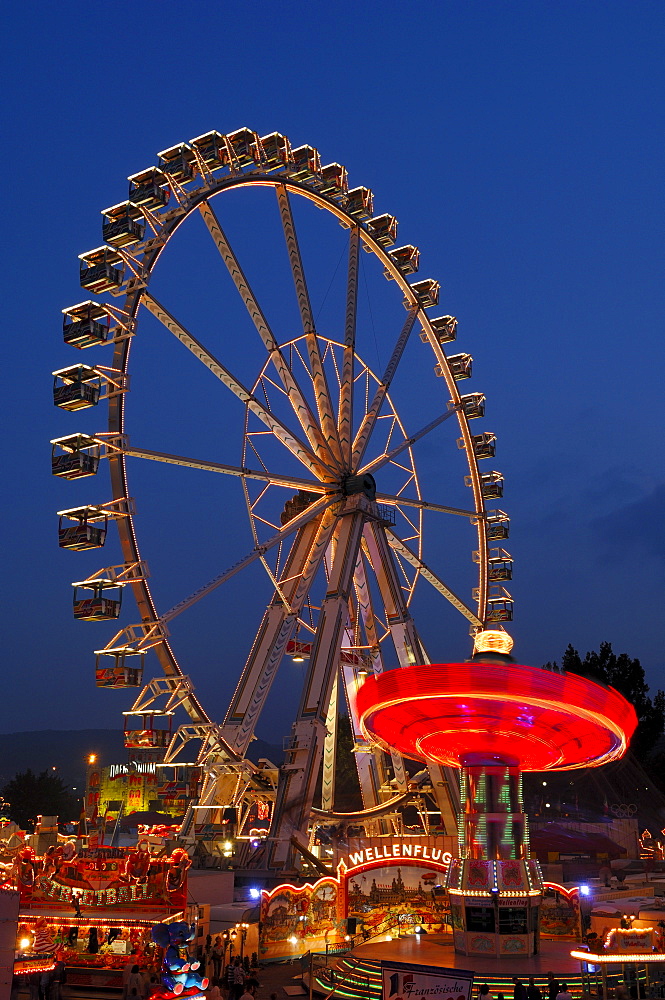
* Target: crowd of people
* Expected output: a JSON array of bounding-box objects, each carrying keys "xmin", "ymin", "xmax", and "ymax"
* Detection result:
[
  {"xmin": 479, "ymin": 978, "xmax": 580, "ymax": 1000},
  {"xmin": 478, "ymin": 976, "xmax": 633, "ymax": 1000},
  {"xmin": 204, "ymin": 936, "xmax": 262, "ymax": 999},
  {"xmin": 13, "ymin": 960, "xmax": 67, "ymax": 1000},
  {"xmin": 118, "ymin": 950, "xmax": 264, "ymax": 1000},
  {"xmin": 12, "ymin": 932, "xmax": 267, "ymax": 1000},
  {"xmin": 122, "ymin": 961, "xmax": 160, "ymax": 999},
  {"xmin": 14, "ymin": 956, "xmax": 643, "ymax": 1000}
]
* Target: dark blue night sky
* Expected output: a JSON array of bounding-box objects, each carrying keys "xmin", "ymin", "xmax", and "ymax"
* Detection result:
[{"xmin": 3, "ymin": 1, "xmax": 663, "ymax": 747}]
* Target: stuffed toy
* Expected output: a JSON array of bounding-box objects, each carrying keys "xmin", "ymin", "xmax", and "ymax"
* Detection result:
[{"xmin": 151, "ymin": 922, "xmax": 208, "ymax": 998}]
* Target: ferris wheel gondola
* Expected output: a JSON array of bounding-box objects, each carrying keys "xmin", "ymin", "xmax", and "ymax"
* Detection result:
[{"xmin": 52, "ymin": 127, "xmax": 513, "ymax": 871}]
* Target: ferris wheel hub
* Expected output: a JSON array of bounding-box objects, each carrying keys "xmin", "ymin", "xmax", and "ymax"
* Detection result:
[{"xmin": 341, "ymin": 472, "xmax": 376, "ymax": 499}]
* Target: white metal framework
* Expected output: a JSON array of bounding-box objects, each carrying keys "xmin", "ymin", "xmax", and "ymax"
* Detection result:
[{"xmin": 53, "ymin": 128, "xmax": 513, "ymax": 871}]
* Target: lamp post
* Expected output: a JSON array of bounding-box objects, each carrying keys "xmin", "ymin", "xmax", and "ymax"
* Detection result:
[
  {"xmin": 235, "ymin": 923, "xmax": 248, "ymax": 961},
  {"xmin": 221, "ymin": 930, "xmax": 230, "ymax": 978}
]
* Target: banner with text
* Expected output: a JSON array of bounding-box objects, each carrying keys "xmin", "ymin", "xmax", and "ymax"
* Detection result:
[{"xmin": 382, "ymin": 961, "xmax": 474, "ymax": 1000}]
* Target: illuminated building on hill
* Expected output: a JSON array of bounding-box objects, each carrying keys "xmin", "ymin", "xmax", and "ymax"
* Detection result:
[{"xmin": 85, "ymin": 756, "xmax": 200, "ymax": 823}]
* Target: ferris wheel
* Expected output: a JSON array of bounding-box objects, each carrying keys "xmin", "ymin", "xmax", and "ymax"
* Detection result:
[{"xmin": 51, "ymin": 129, "xmax": 513, "ymax": 871}]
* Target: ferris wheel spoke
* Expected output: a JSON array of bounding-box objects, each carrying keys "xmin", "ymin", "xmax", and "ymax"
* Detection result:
[
  {"xmin": 375, "ymin": 491, "xmax": 476, "ymax": 517},
  {"xmin": 351, "ymin": 306, "xmax": 418, "ymax": 469},
  {"xmin": 338, "ymin": 227, "xmax": 360, "ymax": 468},
  {"xmin": 141, "ymin": 291, "xmax": 334, "ymax": 481},
  {"xmin": 158, "ymin": 492, "xmax": 338, "ymax": 626},
  {"xmin": 121, "ymin": 444, "xmax": 328, "ymax": 493},
  {"xmin": 276, "ymin": 185, "xmax": 344, "ymax": 469},
  {"xmin": 358, "ymin": 406, "xmax": 459, "ymax": 477},
  {"xmin": 385, "ymin": 529, "xmax": 483, "ymax": 627},
  {"xmin": 362, "ymin": 521, "xmax": 427, "ymax": 668},
  {"xmin": 198, "ymin": 201, "xmax": 341, "ymax": 472}
]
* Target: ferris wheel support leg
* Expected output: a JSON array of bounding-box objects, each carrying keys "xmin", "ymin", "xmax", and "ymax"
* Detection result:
[
  {"xmin": 266, "ymin": 508, "xmax": 367, "ymax": 871},
  {"xmin": 221, "ymin": 509, "xmax": 337, "ymax": 756},
  {"xmin": 352, "ymin": 552, "xmax": 408, "ymax": 796},
  {"xmin": 426, "ymin": 763, "xmax": 461, "ymax": 830},
  {"xmin": 178, "ymin": 767, "xmax": 227, "ymax": 842},
  {"xmin": 361, "ymin": 521, "xmax": 460, "ymax": 831},
  {"xmin": 321, "ymin": 672, "xmax": 339, "ymax": 812},
  {"xmin": 338, "ymin": 663, "xmax": 389, "ymax": 837}
]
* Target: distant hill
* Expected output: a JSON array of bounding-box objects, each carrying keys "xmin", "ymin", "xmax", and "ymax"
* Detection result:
[{"xmin": 0, "ymin": 731, "xmax": 283, "ymax": 793}]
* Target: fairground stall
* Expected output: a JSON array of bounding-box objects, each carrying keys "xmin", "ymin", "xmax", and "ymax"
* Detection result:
[{"xmin": 13, "ymin": 842, "xmax": 191, "ymax": 989}]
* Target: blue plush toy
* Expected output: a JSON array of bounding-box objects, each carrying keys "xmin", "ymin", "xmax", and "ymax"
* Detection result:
[{"xmin": 151, "ymin": 921, "xmax": 209, "ymax": 998}]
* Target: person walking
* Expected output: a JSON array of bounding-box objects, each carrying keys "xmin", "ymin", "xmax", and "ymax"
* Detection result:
[
  {"xmin": 204, "ymin": 935, "xmax": 213, "ymax": 980},
  {"xmin": 39, "ymin": 967, "xmax": 54, "ymax": 1000},
  {"xmin": 127, "ymin": 965, "xmax": 144, "ymax": 999},
  {"xmin": 233, "ymin": 958, "xmax": 245, "ymax": 1000},
  {"xmin": 527, "ymin": 979, "xmax": 542, "ymax": 1000},
  {"xmin": 245, "ymin": 970, "xmax": 260, "ymax": 994},
  {"xmin": 28, "ymin": 973, "xmax": 40, "ymax": 1000},
  {"xmin": 211, "ymin": 937, "xmax": 223, "ymax": 983},
  {"xmin": 139, "ymin": 968, "xmax": 151, "ymax": 998},
  {"xmin": 225, "ymin": 958, "xmax": 236, "ymax": 998},
  {"xmin": 122, "ymin": 958, "xmax": 136, "ymax": 1000},
  {"xmin": 50, "ymin": 960, "xmax": 67, "ymax": 1000},
  {"xmin": 513, "ymin": 979, "xmax": 527, "ymax": 1000}
]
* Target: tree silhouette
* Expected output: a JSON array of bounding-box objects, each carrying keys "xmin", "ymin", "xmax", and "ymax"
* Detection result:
[
  {"xmin": 552, "ymin": 641, "xmax": 664, "ymax": 757},
  {"xmin": 0, "ymin": 769, "xmax": 79, "ymax": 831},
  {"xmin": 333, "ymin": 714, "xmax": 363, "ymax": 811}
]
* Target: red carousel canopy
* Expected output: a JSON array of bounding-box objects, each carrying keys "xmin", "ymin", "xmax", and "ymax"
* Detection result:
[{"xmin": 357, "ymin": 663, "xmax": 637, "ymax": 771}]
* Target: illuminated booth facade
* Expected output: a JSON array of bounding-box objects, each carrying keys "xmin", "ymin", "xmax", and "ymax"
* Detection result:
[{"xmin": 12, "ymin": 843, "xmax": 191, "ymax": 987}]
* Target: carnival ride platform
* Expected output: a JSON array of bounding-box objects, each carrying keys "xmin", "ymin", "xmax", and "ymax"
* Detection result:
[
  {"xmin": 352, "ymin": 934, "xmax": 583, "ymax": 974},
  {"xmin": 312, "ymin": 936, "xmax": 589, "ymax": 1000}
]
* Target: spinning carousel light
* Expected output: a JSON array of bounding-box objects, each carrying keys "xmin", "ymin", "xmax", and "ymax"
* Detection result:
[
  {"xmin": 473, "ymin": 629, "xmax": 513, "ymax": 656},
  {"xmin": 357, "ymin": 662, "xmax": 637, "ymax": 770}
]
